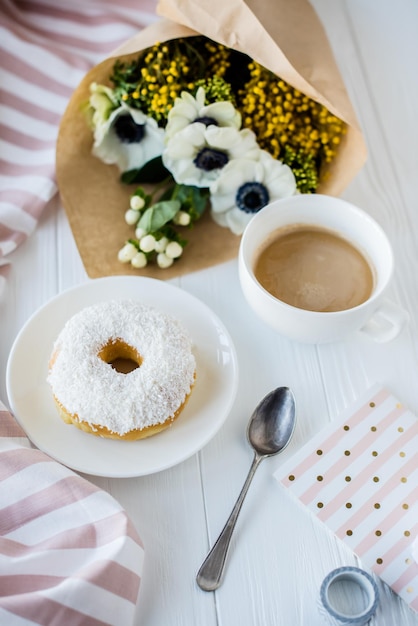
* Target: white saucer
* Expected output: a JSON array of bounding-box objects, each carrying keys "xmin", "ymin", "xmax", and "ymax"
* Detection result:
[{"xmin": 6, "ymin": 276, "xmax": 239, "ymax": 477}]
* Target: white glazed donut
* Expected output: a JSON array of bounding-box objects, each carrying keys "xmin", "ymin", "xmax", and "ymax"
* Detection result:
[{"xmin": 47, "ymin": 300, "xmax": 196, "ymax": 440}]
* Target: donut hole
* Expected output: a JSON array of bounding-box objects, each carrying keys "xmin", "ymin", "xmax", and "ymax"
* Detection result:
[{"xmin": 98, "ymin": 338, "xmax": 143, "ymax": 374}]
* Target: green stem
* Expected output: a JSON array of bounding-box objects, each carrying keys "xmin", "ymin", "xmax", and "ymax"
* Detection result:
[{"xmin": 150, "ymin": 175, "xmax": 175, "ymax": 201}]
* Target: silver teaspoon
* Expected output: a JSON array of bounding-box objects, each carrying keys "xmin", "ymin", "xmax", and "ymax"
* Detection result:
[{"xmin": 196, "ymin": 386, "xmax": 296, "ymax": 591}]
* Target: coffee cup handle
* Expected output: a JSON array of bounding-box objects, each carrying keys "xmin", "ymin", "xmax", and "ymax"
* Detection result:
[{"xmin": 359, "ymin": 299, "xmax": 409, "ymax": 343}]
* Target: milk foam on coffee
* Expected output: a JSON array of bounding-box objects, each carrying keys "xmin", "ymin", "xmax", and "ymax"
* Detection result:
[{"xmin": 254, "ymin": 225, "xmax": 374, "ymax": 312}]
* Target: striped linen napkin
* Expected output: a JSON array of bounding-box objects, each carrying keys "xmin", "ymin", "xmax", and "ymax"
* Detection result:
[
  {"xmin": 0, "ymin": 399, "xmax": 145, "ymax": 626},
  {"xmin": 0, "ymin": 0, "xmax": 158, "ymax": 295}
]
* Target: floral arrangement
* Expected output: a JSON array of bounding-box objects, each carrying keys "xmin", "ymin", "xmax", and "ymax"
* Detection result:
[{"xmin": 86, "ymin": 36, "xmax": 346, "ymax": 270}]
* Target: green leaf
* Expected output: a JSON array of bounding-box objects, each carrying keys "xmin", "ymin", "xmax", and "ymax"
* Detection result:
[
  {"xmin": 190, "ymin": 186, "xmax": 210, "ymax": 217},
  {"xmin": 173, "ymin": 184, "xmax": 209, "ymax": 218},
  {"xmin": 138, "ymin": 200, "xmax": 181, "ymax": 232},
  {"xmin": 120, "ymin": 157, "xmax": 171, "ymax": 185}
]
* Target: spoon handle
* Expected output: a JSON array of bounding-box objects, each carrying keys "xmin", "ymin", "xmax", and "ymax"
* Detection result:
[{"xmin": 196, "ymin": 453, "xmax": 262, "ymax": 591}]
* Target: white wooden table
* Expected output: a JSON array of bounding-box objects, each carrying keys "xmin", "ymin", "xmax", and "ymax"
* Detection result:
[{"xmin": 2, "ymin": 1, "xmax": 418, "ymax": 624}]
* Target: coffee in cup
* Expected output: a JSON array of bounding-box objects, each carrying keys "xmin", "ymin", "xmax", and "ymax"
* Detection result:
[
  {"xmin": 254, "ymin": 224, "xmax": 374, "ymax": 313},
  {"xmin": 238, "ymin": 194, "xmax": 409, "ymax": 343}
]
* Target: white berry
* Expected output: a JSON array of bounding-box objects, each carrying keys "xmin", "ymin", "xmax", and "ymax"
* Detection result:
[
  {"xmin": 157, "ymin": 252, "xmax": 174, "ymax": 268},
  {"xmin": 131, "ymin": 251, "xmax": 147, "ymax": 268},
  {"xmin": 165, "ymin": 241, "xmax": 183, "ymax": 259},
  {"xmin": 130, "ymin": 195, "xmax": 145, "ymax": 210},
  {"xmin": 118, "ymin": 242, "xmax": 137, "ymax": 263},
  {"xmin": 139, "ymin": 234, "xmax": 156, "ymax": 253},
  {"xmin": 154, "ymin": 236, "xmax": 169, "ymax": 253},
  {"xmin": 135, "ymin": 226, "xmax": 147, "ymax": 239},
  {"xmin": 173, "ymin": 211, "xmax": 191, "ymax": 226},
  {"xmin": 125, "ymin": 209, "xmax": 139, "ymax": 225}
]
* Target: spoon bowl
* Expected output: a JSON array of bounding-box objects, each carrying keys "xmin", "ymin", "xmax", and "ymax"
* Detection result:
[
  {"xmin": 196, "ymin": 386, "xmax": 296, "ymax": 591},
  {"xmin": 247, "ymin": 386, "xmax": 296, "ymax": 457}
]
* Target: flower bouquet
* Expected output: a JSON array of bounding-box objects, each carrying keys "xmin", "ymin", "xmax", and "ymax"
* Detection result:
[{"xmin": 56, "ymin": 0, "xmax": 366, "ymax": 279}]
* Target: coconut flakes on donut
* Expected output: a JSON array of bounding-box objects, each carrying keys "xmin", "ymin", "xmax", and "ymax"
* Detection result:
[{"xmin": 47, "ymin": 300, "xmax": 196, "ymax": 436}]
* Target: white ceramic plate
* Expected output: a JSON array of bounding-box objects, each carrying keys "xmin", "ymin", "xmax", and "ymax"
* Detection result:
[{"xmin": 6, "ymin": 276, "xmax": 239, "ymax": 477}]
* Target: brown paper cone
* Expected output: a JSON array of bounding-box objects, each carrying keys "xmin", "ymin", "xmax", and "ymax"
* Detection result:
[{"xmin": 56, "ymin": 1, "xmax": 367, "ymax": 280}]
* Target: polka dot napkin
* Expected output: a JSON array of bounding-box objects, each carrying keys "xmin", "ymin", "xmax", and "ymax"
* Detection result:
[
  {"xmin": 274, "ymin": 385, "xmax": 418, "ymax": 612},
  {"xmin": 0, "ymin": 400, "xmax": 145, "ymax": 625}
]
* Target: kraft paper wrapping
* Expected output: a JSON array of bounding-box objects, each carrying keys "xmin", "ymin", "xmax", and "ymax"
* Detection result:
[{"xmin": 56, "ymin": 0, "xmax": 367, "ymax": 280}]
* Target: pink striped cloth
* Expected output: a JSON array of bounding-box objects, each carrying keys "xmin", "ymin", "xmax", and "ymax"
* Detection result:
[
  {"xmin": 0, "ymin": 400, "xmax": 145, "ymax": 625},
  {"xmin": 0, "ymin": 0, "xmax": 158, "ymax": 295}
]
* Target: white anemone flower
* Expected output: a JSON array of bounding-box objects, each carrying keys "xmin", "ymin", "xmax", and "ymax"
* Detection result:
[
  {"xmin": 162, "ymin": 123, "xmax": 260, "ymax": 187},
  {"xmin": 92, "ymin": 103, "xmax": 165, "ymax": 173},
  {"xmin": 88, "ymin": 82, "xmax": 118, "ymax": 129},
  {"xmin": 210, "ymin": 150, "xmax": 297, "ymax": 235},
  {"xmin": 165, "ymin": 86, "xmax": 241, "ymax": 141}
]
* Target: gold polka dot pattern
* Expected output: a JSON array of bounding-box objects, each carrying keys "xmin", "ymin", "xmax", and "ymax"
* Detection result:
[{"xmin": 276, "ymin": 386, "xmax": 418, "ymax": 613}]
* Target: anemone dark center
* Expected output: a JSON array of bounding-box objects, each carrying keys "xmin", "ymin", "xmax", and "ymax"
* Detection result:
[
  {"xmin": 194, "ymin": 147, "xmax": 228, "ymax": 171},
  {"xmin": 236, "ymin": 182, "xmax": 270, "ymax": 214},
  {"xmin": 194, "ymin": 116, "xmax": 219, "ymax": 127},
  {"xmin": 114, "ymin": 115, "xmax": 145, "ymax": 143}
]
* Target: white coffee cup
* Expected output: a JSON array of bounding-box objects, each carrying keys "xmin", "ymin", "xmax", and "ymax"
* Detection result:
[{"xmin": 238, "ymin": 194, "xmax": 409, "ymax": 344}]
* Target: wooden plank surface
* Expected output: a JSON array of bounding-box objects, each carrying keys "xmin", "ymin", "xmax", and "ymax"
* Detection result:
[{"xmin": 1, "ymin": 1, "xmax": 418, "ymax": 624}]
